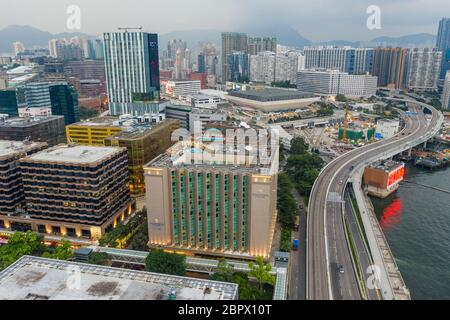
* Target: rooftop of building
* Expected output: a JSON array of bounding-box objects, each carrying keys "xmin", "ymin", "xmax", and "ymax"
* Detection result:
[
  {"xmin": 6, "ymin": 65, "xmax": 36, "ymax": 75},
  {"xmin": 0, "ymin": 140, "xmax": 47, "ymax": 158},
  {"xmin": 146, "ymin": 140, "xmax": 278, "ymax": 175},
  {"xmin": 26, "ymin": 144, "xmax": 122, "ymax": 164},
  {"xmin": 368, "ymin": 160, "xmax": 404, "ymax": 172},
  {"xmin": 228, "ymin": 88, "xmax": 316, "ymax": 102},
  {"xmin": 0, "ymin": 256, "xmax": 238, "ymax": 300},
  {"xmin": 69, "ymin": 116, "xmax": 178, "ymax": 140},
  {"xmin": 0, "ymin": 115, "xmax": 64, "ymax": 127}
]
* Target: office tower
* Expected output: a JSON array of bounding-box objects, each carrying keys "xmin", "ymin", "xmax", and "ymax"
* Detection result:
[
  {"xmin": 198, "ymin": 52, "xmax": 206, "ymax": 73},
  {"xmin": 0, "ymin": 115, "xmax": 66, "ymax": 146},
  {"xmin": 16, "ymin": 145, "xmax": 133, "ymax": 240},
  {"xmin": 144, "ymin": 139, "xmax": 279, "ymax": 259},
  {"xmin": 372, "ymin": 47, "xmax": 409, "ymax": 89},
  {"xmin": 227, "ymin": 51, "xmax": 249, "ymax": 83},
  {"xmin": 12, "ymin": 42, "xmax": 25, "ymax": 56},
  {"xmin": 221, "ymin": 32, "xmax": 248, "ymax": 82},
  {"xmin": 406, "ymin": 48, "xmax": 442, "ymax": 91},
  {"xmin": 0, "ymin": 140, "xmax": 47, "ymax": 216},
  {"xmin": 167, "ymin": 39, "xmax": 187, "ymax": 60},
  {"xmin": 275, "ymin": 51, "xmax": 305, "ymax": 84},
  {"xmin": 24, "ymin": 82, "xmax": 52, "ymax": 110},
  {"xmin": 49, "ymin": 83, "xmax": 80, "ymax": 125},
  {"xmin": 248, "ymin": 37, "xmax": 277, "ymax": 55},
  {"xmin": 85, "ymin": 39, "xmax": 104, "ymax": 59},
  {"xmin": 249, "ymin": 51, "xmax": 276, "ymax": 84},
  {"xmin": 297, "ymin": 69, "xmax": 377, "ymax": 97},
  {"xmin": 437, "ymin": 18, "xmax": 450, "ymax": 79},
  {"xmin": 442, "ymin": 71, "xmax": 450, "ymax": 110},
  {"xmin": 103, "ymin": 31, "xmax": 160, "ymax": 115},
  {"xmin": 0, "ymin": 89, "xmax": 19, "ymax": 116}
]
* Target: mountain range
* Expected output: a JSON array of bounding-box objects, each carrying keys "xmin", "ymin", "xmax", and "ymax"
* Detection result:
[{"xmin": 0, "ymin": 25, "xmax": 437, "ymax": 55}]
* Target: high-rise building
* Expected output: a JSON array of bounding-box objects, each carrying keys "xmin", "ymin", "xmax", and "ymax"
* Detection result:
[
  {"xmin": 442, "ymin": 71, "xmax": 450, "ymax": 110},
  {"xmin": 406, "ymin": 48, "xmax": 442, "ymax": 91},
  {"xmin": 0, "ymin": 115, "xmax": 66, "ymax": 146},
  {"xmin": 24, "ymin": 82, "xmax": 51, "ymax": 110},
  {"xmin": 372, "ymin": 47, "xmax": 409, "ymax": 89},
  {"xmin": 250, "ymin": 51, "xmax": 276, "ymax": 84},
  {"xmin": 436, "ymin": 18, "xmax": 450, "ymax": 79},
  {"xmin": 304, "ymin": 46, "xmax": 374, "ymax": 75},
  {"xmin": 0, "ymin": 89, "xmax": 19, "ymax": 116},
  {"xmin": 12, "ymin": 42, "xmax": 25, "ymax": 56},
  {"xmin": 303, "ymin": 46, "xmax": 348, "ymax": 71},
  {"xmin": 227, "ymin": 52, "xmax": 249, "ymax": 83},
  {"xmin": 48, "ymin": 39, "xmax": 83, "ymax": 60},
  {"xmin": 297, "ymin": 69, "xmax": 377, "ymax": 97},
  {"xmin": 221, "ymin": 32, "xmax": 248, "ymax": 82},
  {"xmin": 198, "ymin": 52, "xmax": 206, "ymax": 73},
  {"xmin": 144, "ymin": 138, "xmax": 279, "ymax": 259},
  {"xmin": 345, "ymin": 48, "xmax": 374, "ymax": 75},
  {"xmin": 275, "ymin": 51, "xmax": 305, "ymax": 84},
  {"xmin": 248, "ymin": 37, "xmax": 277, "ymax": 55},
  {"xmin": 103, "ymin": 31, "xmax": 160, "ymax": 115},
  {"xmin": 49, "ymin": 83, "xmax": 80, "ymax": 125}
]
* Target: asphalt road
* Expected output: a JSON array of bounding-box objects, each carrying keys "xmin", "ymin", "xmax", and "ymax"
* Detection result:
[
  {"xmin": 288, "ymin": 190, "xmax": 307, "ymax": 300},
  {"xmin": 306, "ymin": 99, "xmax": 441, "ymax": 300}
]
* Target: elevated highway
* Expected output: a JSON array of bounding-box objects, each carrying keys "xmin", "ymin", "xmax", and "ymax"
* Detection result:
[{"xmin": 306, "ymin": 98, "xmax": 443, "ymax": 300}]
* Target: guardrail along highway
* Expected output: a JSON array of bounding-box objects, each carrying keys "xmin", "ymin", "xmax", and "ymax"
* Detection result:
[{"xmin": 306, "ymin": 98, "xmax": 443, "ymax": 300}]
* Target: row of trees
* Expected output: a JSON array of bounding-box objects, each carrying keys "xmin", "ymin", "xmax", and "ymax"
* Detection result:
[
  {"xmin": 99, "ymin": 208, "xmax": 147, "ymax": 248},
  {"xmin": 0, "ymin": 231, "xmax": 73, "ymax": 270},
  {"xmin": 285, "ymin": 137, "xmax": 324, "ymax": 197},
  {"xmin": 211, "ymin": 257, "xmax": 275, "ymax": 300}
]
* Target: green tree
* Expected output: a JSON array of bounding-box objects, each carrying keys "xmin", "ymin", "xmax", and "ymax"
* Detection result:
[
  {"xmin": 249, "ymin": 257, "xmax": 276, "ymax": 297},
  {"xmin": 88, "ymin": 252, "xmax": 111, "ymax": 266},
  {"xmin": 290, "ymin": 137, "xmax": 309, "ymax": 155},
  {"xmin": 145, "ymin": 249, "xmax": 186, "ymax": 276},
  {"xmin": 42, "ymin": 239, "xmax": 73, "ymax": 260},
  {"xmin": 0, "ymin": 231, "xmax": 42, "ymax": 270},
  {"xmin": 210, "ymin": 259, "xmax": 235, "ymax": 282},
  {"xmin": 335, "ymin": 94, "xmax": 347, "ymax": 102},
  {"xmin": 78, "ymin": 106, "xmax": 99, "ymax": 120}
]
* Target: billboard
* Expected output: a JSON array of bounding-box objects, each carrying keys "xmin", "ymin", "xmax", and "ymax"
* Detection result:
[{"xmin": 386, "ymin": 164, "xmax": 405, "ymax": 188}]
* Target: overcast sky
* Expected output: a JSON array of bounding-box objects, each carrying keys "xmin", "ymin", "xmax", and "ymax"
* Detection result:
[{"xmin": 1, "ymin": 0, "xmax": 448, "ymax": 41}]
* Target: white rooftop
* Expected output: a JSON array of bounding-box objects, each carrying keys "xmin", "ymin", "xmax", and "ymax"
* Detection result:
[
  {"xmin": 28, "ymin": 145, "xmax": 121, "ymax": 164},
  {"xmin": 0, "ymin": 256, "xmax": 238, "ymax": 300},
  {"xmin": 0, "ymin": 140, "xmax": 44, "ymax": 158}
]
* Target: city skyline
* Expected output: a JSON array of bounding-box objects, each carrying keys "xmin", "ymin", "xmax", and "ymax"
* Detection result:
[{"xmin": 0, "ymin": 0, "xmax": 449, "ymax": 42}]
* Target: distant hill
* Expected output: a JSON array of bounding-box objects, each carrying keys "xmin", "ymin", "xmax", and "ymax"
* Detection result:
[
  {"xmin": 318, "ymin": 33, "xmax": 437, "ymax": 48},
  {"xmin": 0, "ymin": 25, "xmax": 94, "ymax": 54},
  {"xmin": 0, "ymin": 25, "xmax": 438, "ymax": 55}
]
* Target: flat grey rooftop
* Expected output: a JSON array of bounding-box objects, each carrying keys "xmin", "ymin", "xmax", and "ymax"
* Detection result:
[
  {"xmin": 0, "ymin": 116, "xmax": 64, "ymax": 128},
  {"xmin": 228, "ymin": 89, "xmax": 315, "ymax": 102},
  {"xmin": 27, "ymin": 145, "xmax": 121, "ymax": 164},
  {"xmin": 0, "ymin": 140, "xmax": 46, "ymax": 158},
  {"xmin": 0, "ymin": 256, "xmax": 238, "ymax": 300}
]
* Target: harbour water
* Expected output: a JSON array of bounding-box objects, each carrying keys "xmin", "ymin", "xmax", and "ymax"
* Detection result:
[{"xmin": 371, "ymin": 165, "xmax": 450, "ymax": 300}]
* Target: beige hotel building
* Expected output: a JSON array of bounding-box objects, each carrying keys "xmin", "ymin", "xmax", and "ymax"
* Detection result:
[{"xmin": 144, "ymin": 138, "xmax": 279, "ymax": 260}]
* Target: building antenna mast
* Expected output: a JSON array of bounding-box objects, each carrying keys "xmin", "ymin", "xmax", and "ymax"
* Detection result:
[{"xmin": 118, "ymin": 26, "xmax": 143, "ymax": 32}]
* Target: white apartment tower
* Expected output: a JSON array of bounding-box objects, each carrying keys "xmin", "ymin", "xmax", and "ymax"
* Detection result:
[
  {"xmin": 442, "ymin": 70, "xmax": 450, "ymax": 110},
  {"xmin": 406, "ymin": 48, "xmax": 442, "ymax": 91}
]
